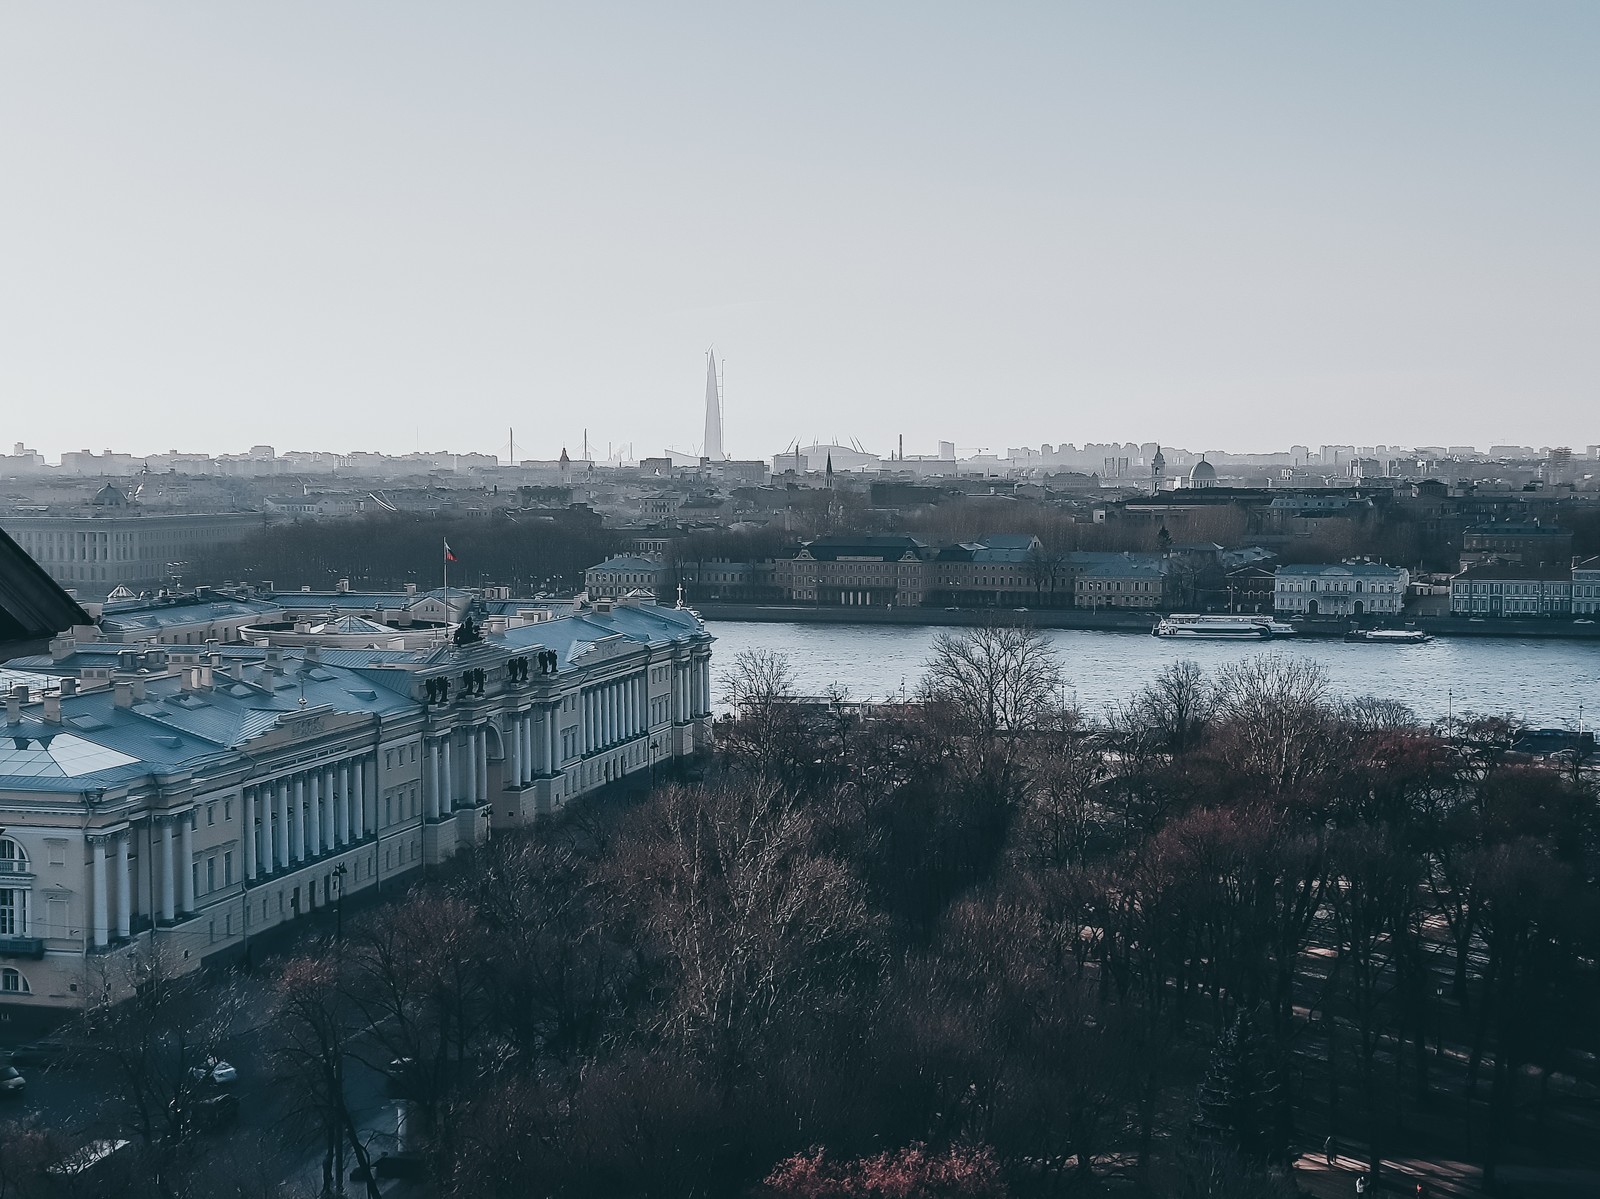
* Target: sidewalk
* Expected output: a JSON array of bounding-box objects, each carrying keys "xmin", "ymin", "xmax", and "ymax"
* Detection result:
[{"xmin": 1295, "ymin": 1150, "xmax": 1485, "ymax": 1199}]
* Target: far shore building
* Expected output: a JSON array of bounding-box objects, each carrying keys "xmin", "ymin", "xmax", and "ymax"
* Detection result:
[
  {"xmin": 1274, "ymin": 561, "xmax": 1409, "ymax": 617},
  {"xmin": 3, "ymin": 487, "xmax": 261, "ymax": 599},
  {"xmin": 1574, "ymin": 558, "xmax": 1600, "ymax": 617},
  {"xmin": 1074, "ymin": 553, "xmax": 1170, "ymax": 610},
  {"xmin": 1459, "ymin": 521, "xmax": 1572, "ymax": 569},
  {"xmin": 585, "ymin": 555, "xmax": 669, "ymax": 600},
  {"xmin": 773, "ymin": 536, "xmax": 932, "ymax": 607},
  {"xmin": 1449, "ymin": 563, "xmax": 1573, "ymax": 618}
]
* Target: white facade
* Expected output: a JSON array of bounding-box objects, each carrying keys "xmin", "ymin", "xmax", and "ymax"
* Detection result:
[
  {"xmin": 0, "ymin": 602, "xmax": 713, "ymax": 1022},
  {"xmin": 1575, "ymin": 561, "xmax": 1600, "ymax": 616},
  {"xmin": 1274, "ymin": 562, "xmax": 1408, "ymax": 616}
]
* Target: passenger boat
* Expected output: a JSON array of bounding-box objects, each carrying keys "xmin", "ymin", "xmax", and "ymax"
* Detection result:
[
  {"xmin": 1342, "ymin": 629, "xmax": 1431, "ymax": 644},
  {"xmin": 1153, "ymin": 614, "xmax": 1276, "ymax": 639}
]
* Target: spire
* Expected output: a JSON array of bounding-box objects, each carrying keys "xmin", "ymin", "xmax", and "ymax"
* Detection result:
[{"xmin": 703, "ymin": 350, "xmax": 724, "ymax": 462}]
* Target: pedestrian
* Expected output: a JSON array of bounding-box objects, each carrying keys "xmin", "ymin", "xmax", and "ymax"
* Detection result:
[
  {"xmin": 1325, "ymin": 1135, "xmax": 1338, "ymax": 1166},
  {"xmin": 1356, "ymin": 1173, "xmax": 1368, "ymax": 1196}
]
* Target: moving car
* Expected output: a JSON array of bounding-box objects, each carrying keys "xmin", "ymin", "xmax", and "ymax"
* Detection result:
[
  {"xmin": 188, "ymin": 1056, "xmax": 238, "ymax": 1086},
  {"xmin": 0, "ymin": 1065, "xmax": 24, "ymax": 1094}
]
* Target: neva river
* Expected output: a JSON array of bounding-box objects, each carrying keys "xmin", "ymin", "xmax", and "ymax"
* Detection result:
[{"xmin": 705, "ymin": 621, "xmax": 1600, "ymax": 727}]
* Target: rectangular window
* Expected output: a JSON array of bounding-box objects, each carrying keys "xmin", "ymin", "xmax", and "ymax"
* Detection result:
[
  {"xmin": 207, "ymin": 803, "xmax": 216, "ymax": 826},
  {"xmin": 224, "ymin": 851, "xmax": 234, "ymax": 885},
  {"xmin": 224, "ymin": 799, "xmax": 232, "ymax": 821},
  {"xmin": 0, "ymin": 890, "xmax": 20, "ymax": 936},
  {"xmin": 206, "ymin": 858, "xmax": 216, "ymax": 892}
]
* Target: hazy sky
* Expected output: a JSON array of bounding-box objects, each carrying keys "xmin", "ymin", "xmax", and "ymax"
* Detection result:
[{"xmin": 2, "ymin": 3, "xmax": 1596, "ymax": 462}]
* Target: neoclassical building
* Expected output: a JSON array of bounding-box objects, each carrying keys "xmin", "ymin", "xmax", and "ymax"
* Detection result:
[
  {"xmin": 0, "ymin": 595, "xmax": 712, "ymax": 1023},
  {"xmin": 1273, "ymin": 561, "xmax": 1409, "ymax": 617}
]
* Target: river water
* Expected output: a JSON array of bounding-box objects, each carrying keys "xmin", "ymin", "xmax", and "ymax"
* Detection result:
[{"xmin": 705, "ymin": 621, "xmax": 1600, "ymax": 728}]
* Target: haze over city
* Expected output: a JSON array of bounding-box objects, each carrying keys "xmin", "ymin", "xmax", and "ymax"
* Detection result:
[{"xmin": 3, "ymin": 2, "xmax": 1598, "ymax": 460}]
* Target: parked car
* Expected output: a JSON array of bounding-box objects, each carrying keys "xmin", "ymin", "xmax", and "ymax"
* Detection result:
[
  {"xmin": 4, "ymin": 1040, "xmax": 66, "ymax": 1068},
  {"xmin": 0, "ymin": 1066, "xmax": 24, "ymax": 1094},
  {"xmin": 188, "ymin": 1056, "xmax": 238, "ymax": 1086},
  {"xmin": 170, "ymin": 1090, "xmax": 239, "ymax": 1138}
]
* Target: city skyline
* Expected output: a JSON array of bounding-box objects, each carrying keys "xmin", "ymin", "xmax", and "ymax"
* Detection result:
[{"xmin": 3, "ymin": 4, "xmax": 1598, "ymax": 459}]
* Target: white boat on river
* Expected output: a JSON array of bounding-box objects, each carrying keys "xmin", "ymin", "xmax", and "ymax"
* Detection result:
[{"xmin": 1153, "ymin": 614, "xmax": 1296, "ymax": 640}]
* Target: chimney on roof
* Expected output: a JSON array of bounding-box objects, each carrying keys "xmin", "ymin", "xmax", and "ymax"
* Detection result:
[
  {"xmin": 60, "ymin": 678, "xmax": 77, "ymax": 698},
  {"xmin": 131, "ymin": 677, "xmax": 147, "ymax": 700},
  {"xmin": 49, "ymin": 635, "xmax": 75, "ymax": 663},
  {"xmin": 5, "ymin": 686, "xmax": 23, "ymax": 725},
  {"xmin": 43, "ymin": 693, "xmax": 61, "ymax": 724},
  {"xmin": 115, "ymin": 682, "xmax": 134, "ymax": 708}
]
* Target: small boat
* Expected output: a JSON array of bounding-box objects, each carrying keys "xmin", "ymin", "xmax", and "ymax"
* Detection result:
[
  {"xmin": 1343, "ymin": 629, "xmax": 1431, "ymax": 644},
  {"xmin": 1154, "ymin": 614, "xmax": 1275, "ymax": 640}
]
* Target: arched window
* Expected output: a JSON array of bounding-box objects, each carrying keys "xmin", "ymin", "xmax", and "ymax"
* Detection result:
[
  {"xmin": 0, "ymin": 839, "xmax": 26, "ymax": 867},
  {"xmin": 1, "ymin": 968, "xmax": 29, "ymax": 994}
]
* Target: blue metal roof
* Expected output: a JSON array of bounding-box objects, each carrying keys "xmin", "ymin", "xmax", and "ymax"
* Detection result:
[{"xmin": 0, "ymin": 603, "xmax": 709, "ymax": 793}]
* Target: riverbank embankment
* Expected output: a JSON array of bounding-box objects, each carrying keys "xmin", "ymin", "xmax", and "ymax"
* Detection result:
[{"xmin": 690, "ymin": 603, "xmax": 1600, "ymax": 642}]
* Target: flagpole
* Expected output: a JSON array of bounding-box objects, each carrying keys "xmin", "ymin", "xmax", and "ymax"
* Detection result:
[{"xmin": 443, "ymin": 538, "xmax": 449, "ymax": 642}]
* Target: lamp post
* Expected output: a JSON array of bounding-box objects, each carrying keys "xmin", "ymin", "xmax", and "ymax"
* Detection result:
[{"xmin": 332, "ymin": 862, "xmax": 347, "ymax": 941}]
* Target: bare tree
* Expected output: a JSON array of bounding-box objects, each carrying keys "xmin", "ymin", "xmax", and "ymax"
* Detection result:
[
  {"xmin": 1211, "ymin": 655, "xmax": 1342, "ymax": 793},
  {"xmin": 72, "ymin": 947, "xmax": 244, "ymax": 1152},
  {"xmin": 607, "ymin": 780, "xmax": 881, "ymax": 1105},
  {"xmin": 718, "ymin": 647, "xmax": 809, "ymax": 780},
  {"xmin": 271, "ymin": 951, "xmax": 383, "ymax": 1199},
  {"xmin": 920, "ymin": 622, "xmax": 1064, "ymax": 741}
]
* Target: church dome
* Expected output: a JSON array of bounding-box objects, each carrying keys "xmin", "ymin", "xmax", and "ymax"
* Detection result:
[
  {"xmin": 92, "ymin": 483, "xmax": 129, "ymax": 507},
  {"xmin": 1188, "ymin": 458, "xmax": 1217, "ymax": 487}
]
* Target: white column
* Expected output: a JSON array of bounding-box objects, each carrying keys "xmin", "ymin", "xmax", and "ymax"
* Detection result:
[
  {"xmin": 91, "ymin": 836, "xmax": 109, "ymax": 949},
  {"xmin": 162, "ymin": 819, "xmax": 176, "ymax": 922},
  {"xmin": 307, "ymin": 771, "xmax": 323, "ymax": 859},
  {"xmin": 428, "ymin": 739, "xmax": 442, "ymax": 819},
  {"xmin": 274, "ymin": 780, "xmax": 288, "ymax": 870},
  {"xmin": 353, "ymin": 758, "xmax": 367, "ymax": 839},
  {"xmin": 520, "ymin": 713, "xmax": 532, "ymax": 783},
  {"xmin": 179, "ymin": 812, "xmax": 195, "ymax": 913},
  {"xmin": 293, "ymin": 775, "xmax": 306, "ymax": 862},
  {"xmin": 262, "ymin": 787, "xmax": 275, "ymax": 875},
  {"xmin": 509, "ymin": 716, "xmax": 523, "ymax": 789},
  {"xmin": 608, "ymin": 684, "xmax": 618, "ymax": 745},
  {"xmin": 243, "ymin": 788, "xmax": 258, "ymax": 881},
  {"xmin": 442, "ymin": 736, "xmax": 454, "ymax": 810},
  {"xmin": 547, "ymin": 705, "xmax": 558, "ymax": 770},
  {"xmin": 116, "ymin": 832, "xmax": 132, "ymax": 940},
  {"xmin": 471, "ymin": 728, "xmax": 484, "ymax": 802},
  {"xmin": 325, "ymin": 766, "xmax": 339, "ymax": 848}
]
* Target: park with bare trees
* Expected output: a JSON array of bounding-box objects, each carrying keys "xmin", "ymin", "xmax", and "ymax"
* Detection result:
[{"xmin": 4, "ymin": 624, "xmax": 1597, "ymax": 1199}]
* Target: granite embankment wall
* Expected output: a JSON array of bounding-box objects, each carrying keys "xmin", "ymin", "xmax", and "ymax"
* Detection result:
[{"xmin": 691, "ymin": 603, "xmax": 1600, "ymax": 642}]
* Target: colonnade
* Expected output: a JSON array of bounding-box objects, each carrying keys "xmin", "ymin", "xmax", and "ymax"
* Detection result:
[
  {"xmin": 502, "ymin": 706, "xmax": 558, "ymax": 792},
  {"xmin": 241, "ymin": 754, "xmax": 376, "ymax": 885},
  {"xmin": 673, "ymin": 656, "xmax": 713, "ymax": 725},
  {"xmin": 580, "ymin": 672, "xmax": 650, "ymax": 755}
]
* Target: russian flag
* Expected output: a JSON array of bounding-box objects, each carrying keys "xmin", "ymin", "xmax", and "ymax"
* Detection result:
[{"xmin": 444, "ymin": 540, "xmax": 457, "ymax": 563}]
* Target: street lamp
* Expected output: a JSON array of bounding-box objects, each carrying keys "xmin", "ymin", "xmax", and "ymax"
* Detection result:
[{"xmin": 332, "ymin": 862, "xmax": 348, "ymax": 941}]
